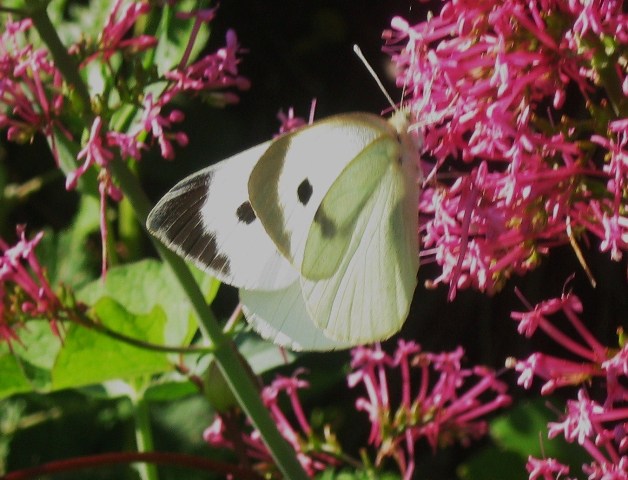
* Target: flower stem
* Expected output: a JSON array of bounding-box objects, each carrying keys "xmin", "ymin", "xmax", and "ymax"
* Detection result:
[
  {"xmin": 28, "ymin": 4, "xmax": 91, "ymax": 118},
  {"xmin": 132, "ymin": 393, "xmax": 159, "ymax": 480}
]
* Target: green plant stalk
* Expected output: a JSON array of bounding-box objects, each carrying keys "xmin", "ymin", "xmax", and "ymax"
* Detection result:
[
  {"xmin": 28, "ymin": 5, "xmax": 91, "ymax": 117},
  {"xmin": 132, "ymin": 392, "xmax": 159, "ymax": 480},
  {"xmin": 30, "ymin": 5, "xmax": 309, "ymax": 478},
  {"xmin": 119, "ymin": 163, "xmax": 142, "ymax": 262}
]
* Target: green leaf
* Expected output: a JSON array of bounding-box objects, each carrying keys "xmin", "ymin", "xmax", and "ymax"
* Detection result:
[
  {"xmin": 0, "ymin": 351, "xmax": 32, "ymax": 399},
  {"xmin": 491, "ymin": 399, "xmax": 582, "ymax": 460},
  {"xmin": 50, "ymin": 0, "xmax": 117, "ymax": 46},
  {"xmin": 144, "ymin": 374, "xmax": 198, "ymax": 402},
  {"xmin": 12, "ymin": 322, "xmax": 62, "ymax": 372},
  {"xmin": 77, "ymin": 259, "xmax": 219, "ymax": 346},
  {"xmin": 38, "ymin": 195, "xmax": 101, "ymax": 286},
  {"xmin": 458, "ymin": 449, "xmax": 526, "ymax": 480},
  {"xmin": 237, "ymin": 334, "xmax": 298, "ymax": 375},
  {"xmin": 52, "ymin": 297, "xmax": 172, "ymax": 390},
  {"xmin": 152, "ymin": 0, "xmax": 211, "ymax": 75},
  {"xmin": 5, "ymin": 323, "xmax": 63, "ymax": 395}
]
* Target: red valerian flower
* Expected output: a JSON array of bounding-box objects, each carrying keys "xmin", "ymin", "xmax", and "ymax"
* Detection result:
[
  {"xmin": 526, "ymin": 456, "xmax": 572, "ymax": 480},
  {"xmin": 384, "ymin": 0, "xmax": 628, "ymax": 299},
  {"xmin": 0, "ymin": 17, "xmax": 66, "ymax": 158},
  {"xmin": 509, "ymin": 292, "xmax": 628, "ymax": 478},
  {"xmin": 203, "ymin": 371, "xmax": 340, "ymax": 477},
  {"xmin": 348, "ymin": 341, "xmax": 511, "ymax": 480},
  {"xmin": 0, "ymin": 3, "xmax": 249, "ymax": 275},
  {"xmin": 80, "ymin": 0, "xmax": 155, "ymax": 63},
  {"xmin": 0, "ymin": 227, "xmax": 63, "ymax": 348}
]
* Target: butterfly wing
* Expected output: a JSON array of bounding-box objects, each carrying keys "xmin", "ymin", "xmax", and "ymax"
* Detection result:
[
  {"xmin": 300, "ymin": 114, "xmax": 420, "ymax": 343},
  {"xmin": 247, "ymin": 113, "xmax": 395, "ymax": 271},
  {"xmin": 239, "ymin": 283, "xmax": 352, "ymax": 351},
  {"xmin": 146, "ymin": 143, "xmax": 299, "ymax": 290}
]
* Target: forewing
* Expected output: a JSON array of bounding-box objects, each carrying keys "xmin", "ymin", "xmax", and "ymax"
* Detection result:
[
  {"xmin": 248, "ymin": 112, "xmax": 395, "ymax": 272},
  {"xmin": 146, "ymin": 142, "xmax": 299, "ymax": 290},
  {"xmin": 301, "ymin": 136, "xmax": 397, "ymax": 280},
  {"xmin": 301, "ymin": 139, "xmax": 420, "ymax": 344}
]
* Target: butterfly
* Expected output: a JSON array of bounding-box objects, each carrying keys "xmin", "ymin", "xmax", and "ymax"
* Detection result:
[{"xmin": 146, "ymin": 110, "xmax": 420, "ymax": 351}]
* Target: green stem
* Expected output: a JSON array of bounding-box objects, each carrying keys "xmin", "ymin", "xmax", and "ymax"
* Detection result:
[
  {"xmin": 29, "ymin": 4, "xmax": 91, "ymax": 118},
  {"xmin": 30, "ymin": 5, "xmax": 308, "ymax": 478},
  {"xmin": 119, "ymin": 163, "xmax": 142, "ymax": 262},
  {"xmin": 68, "ymin": 310, "xmax": 217, "ymax": 354},
  {"xmin": 133, "ymin": 393, "xmax": 159, "ymax": 480}
]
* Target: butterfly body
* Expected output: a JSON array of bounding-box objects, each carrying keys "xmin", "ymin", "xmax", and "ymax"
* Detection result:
[{"xmin": 147, "ymin": 111, "xmax": 420, "ymax": 350}]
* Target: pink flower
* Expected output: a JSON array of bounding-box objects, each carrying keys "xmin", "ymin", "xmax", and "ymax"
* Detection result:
[
  {"xmin": 0, "ymin": 18, "xmax": 67, "ymax": 158},
  {"xmin": 162, "ymin": 30, "xmax": 250, "ymax": 106},
  {"xmin": 0, "ymin": 227, "xmax": 62, "ymax": 347},
  {"xmin": 512, "ymin": 352, "xmax": 596, "ymax": 394},
  {"xmin": 203, "ymin": 371, "xmax": 339, "ymax": 477},
  {"xmin": 348, "ymin": 341, "xmax": 510, "ymax": 480},
  {"xmin": 66, "ymin": 116, "xmax": 122, "ymax": 276},
  {"xmin": 66, "ymin": 116, "xmax": 114, "ymax": 190},
  {"xmin": 589, "ymin": 119, "xmax": 628, "ymax": 261},
  {"xmin": 139, "ymin": 94, "xmax": 188, "ymax": 160},
  {"xmin": 547, "ymin": 389, "xmax": 628, "ymax": 477},
  {"xmin": 510, "ymin": 292, "xmax": 628, "ymax": 477},
  {"xmin": 526, "ymin": 456, "xmax": 572, "ymax": 480},
  {"xmin": 276, "ymin": 107, "xmax": 307, "ymax": 135},
  {"xmin": 385, "ymin": 0, "xmax": 628, "ymax": 298},
  {"xmin": 85, "ymin": 0, "xmax": 155, "ymax": 63},
  {"xmin": 509, "ymin": 292, "xmax": 621, "ymax": 394}
]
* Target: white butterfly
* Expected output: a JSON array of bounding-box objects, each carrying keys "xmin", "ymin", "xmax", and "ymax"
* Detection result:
[{"xmin": 146, "ymin": 111, "xmax": 420, "ymax": 351}]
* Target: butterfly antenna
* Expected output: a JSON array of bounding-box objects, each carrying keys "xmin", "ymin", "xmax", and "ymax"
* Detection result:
[{"xmin": 353, "ymin": 45, "xmax": 397, "ymax": 112}]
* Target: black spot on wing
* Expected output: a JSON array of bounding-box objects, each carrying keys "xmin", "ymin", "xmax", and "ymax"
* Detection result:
[
  {"xmin": 314, "ymin": 207, "xmax": 336, "ymax": 238},
  {"xmin": 148, "ymin": 171, "xmax": 231, "ymax": 277},
  {"xmin": 236, "ymin": 201, "xmax": 256, "ymax": 224},
  {"xmin": 297, "ymin": 179, "xmax": 313, "ymax": 206}
]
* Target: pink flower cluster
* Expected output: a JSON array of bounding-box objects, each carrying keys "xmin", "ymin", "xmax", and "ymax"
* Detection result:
[
  {"xmin": 0, "ymin": 2, "xmax": 249, "ymax": 274},
  {"xmin": 509, "ymin": 292, "xmax": 628, "ymax": 479},
  {"xmin": 347, "ymin": 341, "xmax": 511, "ymax": 479},
  {"xmin": 0, "ymin": 17, "xmax": 65, "ymax": 146},
  {"xmin": 203, "ymin": 343, "xmax": 510, "ymax": 478},
  {"xmin": 0, "ymin": 226, "xmax": 62, "ymax": 348},
  {"xmin": 385, "ymin": 0, "xmax": 628, "ymax": 299},
  {"xmin": 203, "ymin": 371, "xmax": 340, "ymax": 477},
  {"xmin": 70, "ymin": 1, "xmax": 247, "ymax": 170}
]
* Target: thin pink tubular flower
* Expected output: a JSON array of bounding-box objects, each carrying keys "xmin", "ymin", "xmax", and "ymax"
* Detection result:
[
  {"xmin": 162, "ymin": 29, "xmax": 250, "ymax": 106},
  {"xmin": 384, "ymin": 0, "xmax": 628, "ymax": 299},
  {"xmin": 547, "ymin": 390, "xmax": 628, "ymax": 479},
  {"xmin": 67, "ymin": 116, "xmax": 114, "ymax": 190},
  {"xmin": 139, "ymin": 93, "xmax": 188, "ymax": 161},
  {"xmin": 509, "ymin": 292, "xmax": 624, "ymax": 398},
  {"xmin": 0, "ymin": 227, "xmax": 62, "ymax": 348},
  {"xmin": 509, "ymin": 292, "xmax": 628, "ymax": 478},
  {"xmin": 276, "ymin": 107, "xmax": 308, "ymax": 135},
  {"xmin": 526, "ymin": 456, "xmax": 572, "ymax": 480},
  {"xmin": 203, "ymin": 372, "xmax": 339, "ymax": 477},
  {"xmin": 67, "ymin": 116, "xmax": 122, "ymax": 276},
  {"xmin": 82, "ymin": 0, "xmax": 155, "ymax": 63},
  {"xmin": 0, "ymin": 18, "xmax": 67, "ymax": 157},
  {"xmin": 348, "ymin": 341, "xmax": 510, "ymax": 480}
]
